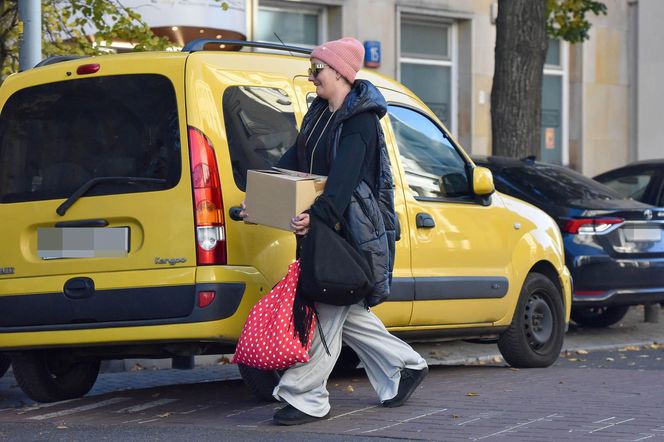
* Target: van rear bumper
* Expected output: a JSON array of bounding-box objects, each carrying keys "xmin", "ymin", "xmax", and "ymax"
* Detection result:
[{"xmin": 0, "ymin": 282, "xmax": 245, "ymax": 333}]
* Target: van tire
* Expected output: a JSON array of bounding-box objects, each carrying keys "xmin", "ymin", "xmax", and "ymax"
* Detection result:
[
  {"xmin": 0, "ymin": 354, "xmax": 10, "ymax": 378},
  {"xmin": 238, "ymin": 364, "xmax": 280, "ymax": 402},
  {"xmin": 11, "ymin": 351, "xmax": 100, "ymax": 403},
  {"xmin": 498, "ymin": 273, "xmax": 565, "ymax": 368}
]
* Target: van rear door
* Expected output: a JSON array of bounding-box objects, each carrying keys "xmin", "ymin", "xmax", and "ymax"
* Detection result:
[{"xmin": 0, "ymin": 57, "xmax": 197, "ymax": 328}]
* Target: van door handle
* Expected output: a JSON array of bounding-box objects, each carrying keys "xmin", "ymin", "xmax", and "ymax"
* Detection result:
[
  {"xmin": 416, "ymin": 213, "xmax": 435, "ymax": 228},
  {"xmin": 229, "ymin": 206, "xmax": 244, "ymax": 221},
  {"xmin": 63, "ymin": 277, "xmax": 95, "ymax": 300}
]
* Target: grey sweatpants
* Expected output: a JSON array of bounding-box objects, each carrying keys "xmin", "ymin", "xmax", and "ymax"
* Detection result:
[{"xmin": 273, "ymin": 302, "xmax": 428, "ymax": 417}]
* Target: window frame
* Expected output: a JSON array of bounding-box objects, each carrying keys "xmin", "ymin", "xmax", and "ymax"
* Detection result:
[
  {"xmin": 397, "ymin": 9, "xmax": 458, "ymax": 135},
  {"xmin": 387, "ymin": 103, "xmax": 476, "ymax": 204},
  {"xmin": 255, "ymin": 0, "xmax": 327, "ymax": 48},
  {"xmin": 542, "ymin": 39, "xmax": 569, "ymax": 165}
]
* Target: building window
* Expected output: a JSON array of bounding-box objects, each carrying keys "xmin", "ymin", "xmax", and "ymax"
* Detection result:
[
  {"xmin": 399, "ymin": 15, "xmax": 457, "ymax": 133},
  {"xmin": 256, "ymin": 2, "xmax": 325, "ymax": 46},
  {"xmin": 541, "ymin": 39, "xmax": 568, "ymax": 165}
]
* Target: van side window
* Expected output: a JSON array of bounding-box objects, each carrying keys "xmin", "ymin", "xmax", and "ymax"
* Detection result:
[
  {"xmin": 0, "ymin": 74, "xmax": 181, "ymax": 204},
  {"xmin": 222, "ymin": 86, "xmax": 298, "ymax": 190},
  {"xmin": 388, "ymin": 105, "xmax": 471, "ymax": 200}
]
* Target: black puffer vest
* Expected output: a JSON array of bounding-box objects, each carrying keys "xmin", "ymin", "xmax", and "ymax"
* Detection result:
[{"xmin": 296, "ymin": 80, "xmax": 399, "ymax": 306}]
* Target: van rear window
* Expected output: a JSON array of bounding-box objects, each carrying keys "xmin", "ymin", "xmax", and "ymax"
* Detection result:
[{"xmin": 0, "ymin": 74, "xmax": 181, "ymax": 204}]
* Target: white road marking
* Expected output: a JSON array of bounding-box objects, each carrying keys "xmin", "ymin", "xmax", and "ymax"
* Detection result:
[
  {"xmin": 458, "ymin": 417, "xmax": 482, "ymax": 426},
  {"xmin": 472, "ymin": 414, "xmax": 561, "ymax": 441},
  {"xmin": 328, "ymin": 405, "xmax": 378, "ymax": 421},
  {"xmin": 361, "ymin": 408, "xmax": 447, "ymax": 434},
  {"xmin": 138, "ymin": 418, "xmax": 160, "ymax": 424},
  {"xmin": 226, "ymin": 403, "xmax": 274, "ymax": 418},
  {"xmin": 594, "ymin": 416, "xmax": 617, "ymax": 424},
  {"xmin": 16, "ymin": 398, "xmax": 81, "ymax": 414},
  {"xmin": 28, "ymin": 397, "xmax": 130, "ymax": 421},
  {"xmin": 589, "ymin": 418, "xmax": 636, "ymax": 434},
  {"xmin": 619, "ymin": 435, "xmax": 654, "ymax": 442},
  {"xmin": 114, "ymin": 398, "xmax": 177, "ymax": 414}
]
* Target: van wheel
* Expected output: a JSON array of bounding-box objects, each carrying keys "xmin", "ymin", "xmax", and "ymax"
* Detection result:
[
  {"xmin": 0, "ymin": 354, "xmax": 10, "ymax": 378},
  {"xmin": 238, "ymin": 364, "xmax": 280, "ymax": 402},
  {"xmin": 11, "ymin": 350, "xmax": 100, "ymax": 403},
  {"xmin": 498, "ymin": 273, "xmax": 565, "ymax": 368},
  {"xmin": 571, "ymin": 305, "xmax": 630, "ymax": 328}
]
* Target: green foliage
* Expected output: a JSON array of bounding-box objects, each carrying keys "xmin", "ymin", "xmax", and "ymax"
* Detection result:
[
  {"xmin": 1, "ymin": 0, "xmax": 229, "ymax": 79},
  {"xmin": 547, "ymin": 0, "xmax": 607, "ymax": 43}
]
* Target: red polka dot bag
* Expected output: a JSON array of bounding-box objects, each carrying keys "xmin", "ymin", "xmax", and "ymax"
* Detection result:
[{"xmin": 232, "ymin": 260, "xmax": 315, "ymax": 370}]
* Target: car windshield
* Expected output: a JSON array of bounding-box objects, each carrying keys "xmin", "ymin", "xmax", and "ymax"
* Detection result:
[{"xmin": 499, "ymin": 163, "xmax": 625, "ymax": 205}]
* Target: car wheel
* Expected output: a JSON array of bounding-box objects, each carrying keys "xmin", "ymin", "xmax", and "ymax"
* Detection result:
[
  {"xmin": 498, "ymin": 273, "xmax": 565, "ymax": 368},
  {"xmin": 571, "ymin": 305, "xmax": 630, "ymax": 328},
  {"xmin": 11, "ymin": 350, "xmax": 100, "ymax": 403},
  {"xmin": 0, "ymin": 354, "xmax": 10, "ymax": 378},
  {"xmin": 238, "ymin": 364, "xmax": 281, "ymax": 402}
]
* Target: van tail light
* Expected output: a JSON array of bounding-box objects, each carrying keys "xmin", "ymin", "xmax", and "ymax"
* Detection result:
[
  {"xmin": 188, "ymin": 127, "xmax": 227, "ymax": 265},
  {"xmin": 563, "ymin": 218, "xmax": 624, "ymax": 234}
]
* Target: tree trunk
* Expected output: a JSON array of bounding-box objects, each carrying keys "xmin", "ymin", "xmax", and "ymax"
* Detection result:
[{"xmin": 491, "ymin": 0, "xmax": 548, "ymax": 158}]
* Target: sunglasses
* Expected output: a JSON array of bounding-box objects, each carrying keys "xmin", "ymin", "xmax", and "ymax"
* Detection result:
[{"xmin": 308, "ymin": 63, "xmax": 327, "ymax": 78}]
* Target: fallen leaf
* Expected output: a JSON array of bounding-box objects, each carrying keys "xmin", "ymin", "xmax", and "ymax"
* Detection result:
[
  {"xmin": 452, "ymin": 414, "xmax": 461, "ymax": 419},
  {"xmin": 559, "ymin": 381, "xmax": 565, "ymax": 384},
  {"xmin": 509, "ymin": 367, "xmax": 520, "ymax": 372},
  {"xmin": 157, "ymin": 412, "xmax": 171, "ymax": 418},
  {"xmin": 568, "ymin": 358, "xmax": 578, "ymax": 362},
  {"xmin": 345, "ymin": 385, "xmax": 354, "ymax": 393},
  {"xmin": 492, "ymin": 356, "xmax": 503, "ymax": 363},
  {"xmin": 56, "ymin": 425, "xmax": 68, "ymax": 429},
  {"xmin": 217, "ymin": 356, "xmax": 231, "ymax": 365},
  {"xmin": 130, "ymin": 363, "xmax": 145, "ymax": 371},
  {"xmin": 606, "ymin": 357, "xmax": 614, "ymax": 362},
  {"xmin": 620, "ymin": 345, "xmax": 641, "ymax": 352},
  {"xmin": 334, "ymin": 384, "xmax": 340, "ymax": 387},
  {"xmin": 576, "ymin": 349, "xmax": 589, "ymax": 355},
  {"xmin": 466, "ymin": 392, "xmax": 478, "ymax": 397}
]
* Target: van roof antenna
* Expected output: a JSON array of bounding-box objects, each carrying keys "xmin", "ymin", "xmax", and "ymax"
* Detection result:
[{"xmin": 273, "ymin": 33, "xmax": 294, "ymax": 57}]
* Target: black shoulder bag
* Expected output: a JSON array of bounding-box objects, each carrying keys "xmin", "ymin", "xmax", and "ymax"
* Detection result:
[{"xmin": 298, "ymin": 195, "xmax": 375, "ymax": 305}]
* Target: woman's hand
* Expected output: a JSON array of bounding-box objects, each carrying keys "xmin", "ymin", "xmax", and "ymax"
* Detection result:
[
  {"xmin": 291, "ymin": 213, "xmax": 310, "ymax": 236},
  {"xmin": 238, "ymin": 201, "xmax": 257, "ymax": 225}
]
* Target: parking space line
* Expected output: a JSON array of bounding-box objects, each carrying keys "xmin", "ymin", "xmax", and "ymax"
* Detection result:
[
  {"xmin": 114, "ymin": 398, "xmax": 178, "ymax": 414},
  {"xmin": 472, "ymin": 414, "xmax": 561, "ymax": 441},
  {"xmin": 328, "ymin": 405, "xmax": 378, "ymax": 421},
  {"xmin": 28, "ymin": 397, "xmax": 130, "ymax": 421},
  {"xmin": 361, "ymin": 408, "xmax": 447, "ymax": 434}
]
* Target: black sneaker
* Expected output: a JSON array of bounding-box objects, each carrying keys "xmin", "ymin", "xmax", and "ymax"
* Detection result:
[
  {"xmin": 382, "ymin": 366, "xmax": 429, "ymax": 408},
  {"xmin": 273, "ymin": 404, "xmax": 329, "ymax": 426}
]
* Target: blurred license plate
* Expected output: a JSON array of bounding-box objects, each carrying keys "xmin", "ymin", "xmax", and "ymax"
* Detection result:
[
  {"xmin": 624, "ymin": 227, "xmax": 662, "ymax": 242},
  {"xmin": 38, "ymin": 227, "xmax": 129, "ymax": 259}
]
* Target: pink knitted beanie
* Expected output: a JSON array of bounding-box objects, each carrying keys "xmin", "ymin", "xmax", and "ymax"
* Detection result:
[{"xmin": 311, "ymin": 37, "xmax": 364, "ymax": 84}]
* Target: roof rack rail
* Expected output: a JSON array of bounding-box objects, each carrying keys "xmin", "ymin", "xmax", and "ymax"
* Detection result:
[
  {"xmin": 182, "ymin": 39, "xmax": 312, "ymax": 55},
  {"xmin": 34, "ymin": 55, "xmax": 89, "ymax": 68}
]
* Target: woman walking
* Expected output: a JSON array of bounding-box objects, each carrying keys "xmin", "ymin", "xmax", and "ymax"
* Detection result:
[{"xmin": 244, "ymin": 37, "xmax": 428, "ymax": 425}]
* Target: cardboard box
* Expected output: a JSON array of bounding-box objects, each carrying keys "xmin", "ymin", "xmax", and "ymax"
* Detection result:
[{"xmin": 245, "ymin": 168, "xmax": 326, "ymax": 231}]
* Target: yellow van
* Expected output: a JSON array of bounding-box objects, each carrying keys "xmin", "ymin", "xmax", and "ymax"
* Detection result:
[{"xmin": 0, "ymin": 40, "xmax": 571, "ymax": 403}]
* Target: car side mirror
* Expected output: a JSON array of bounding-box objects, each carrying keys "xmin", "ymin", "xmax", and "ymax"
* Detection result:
[{"xmin": 473, "ymin": 166, "xmax": 495, "ymax": 196}]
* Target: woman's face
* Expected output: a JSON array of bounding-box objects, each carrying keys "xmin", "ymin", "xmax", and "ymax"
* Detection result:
[{"xmin": 308, "ymin": 58, "xmax": 338, "ymax": 100}]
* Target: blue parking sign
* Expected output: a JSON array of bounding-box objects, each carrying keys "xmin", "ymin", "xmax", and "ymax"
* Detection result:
[{"xmin": 364, "ymin": 41, "xmax": 381, "ymax": 68}]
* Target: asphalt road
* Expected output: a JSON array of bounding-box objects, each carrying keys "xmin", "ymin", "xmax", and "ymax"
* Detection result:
[{"xmin": 0, "ymin": 306, "xmax": 663, "ymax": 441}]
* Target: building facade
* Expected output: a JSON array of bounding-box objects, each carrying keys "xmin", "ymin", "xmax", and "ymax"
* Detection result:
[{"xmin": 130, "ymin": 0, "xmax": 664, "ymax": 176}]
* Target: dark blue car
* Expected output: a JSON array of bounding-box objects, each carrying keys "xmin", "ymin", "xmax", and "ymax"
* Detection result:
[
  {"xmin": 473, "ymin": 156, "xmax": 664, "ymax": 327},
  {"xmin": 594, "ymin": 159, "xmax": 664, "ymax": 207}
]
